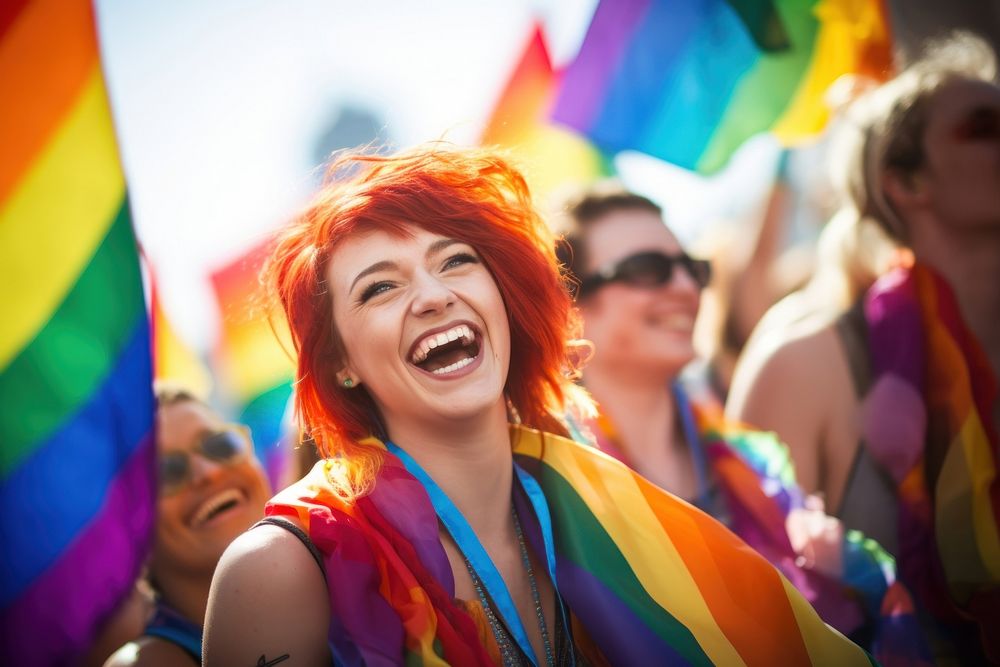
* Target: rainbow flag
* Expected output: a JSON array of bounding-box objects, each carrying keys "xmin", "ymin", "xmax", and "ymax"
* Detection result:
[
  {"xmin": 0, "ymin": 0, "xmax": 155, "ymax": 664},
  {"xmin": 552, "ymin": 0, "xmax": 893, "ymax": 174},
  {"xmin": 480, "ymin": 25, "xmax": 611, "ymax": 204},
  {"xmin": 210, "ymin": 239, "xmax": 294, "ymax": 489},
  {"xmin": 270, "ymin": 426, "xmax": 875, "ymax": 665}
]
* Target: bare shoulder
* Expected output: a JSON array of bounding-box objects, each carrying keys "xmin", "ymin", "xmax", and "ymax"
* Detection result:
[
  {"xmin": 727, "ymin": 320, "xmax": 844, "ymax": 422},
  {"xmin": 202, "ymin": 522, "xmax": 331, "ymax": 666},
  {"xmin": 102, "ymin": 637, "xmax": 195, "ymax": 667}
]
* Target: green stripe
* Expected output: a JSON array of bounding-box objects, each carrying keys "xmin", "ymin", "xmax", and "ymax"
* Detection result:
[
  {"xmin": 537, "ymin": 460, "xmax": 714, "ymax": 666},
  {"xmin": 698, "ymin": 0, "xmax": 819, "ymax": 173},
  {"xmin": 0, "ymin": 199, "xmax": 143, "ymax": 476}
]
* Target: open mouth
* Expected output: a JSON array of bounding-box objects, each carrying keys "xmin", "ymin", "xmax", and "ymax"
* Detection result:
[
  {"xmin": 191, "ymin": 488, "xmax": 246, "ymax": 528},
  {"xmin": 409, "ymin": 323, "xmax": 482, "ymax": 375}
]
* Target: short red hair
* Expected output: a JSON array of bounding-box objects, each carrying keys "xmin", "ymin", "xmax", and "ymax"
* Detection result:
[{"xmin": 266, "ymin": 145, "xmax": 584, "ymax": 493}]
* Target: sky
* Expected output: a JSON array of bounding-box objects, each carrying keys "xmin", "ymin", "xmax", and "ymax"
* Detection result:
[{"xmin": 95, "ymin": 0, "xmax": 781, "ymax": 348}]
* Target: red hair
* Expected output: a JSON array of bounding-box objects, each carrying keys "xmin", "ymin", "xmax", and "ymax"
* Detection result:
[{"xmin": 266, "ymin": 144, "xmax": 585, "ymax": 494}]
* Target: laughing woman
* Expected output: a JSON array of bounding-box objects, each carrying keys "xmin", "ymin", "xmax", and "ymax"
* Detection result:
[{"xmin": 202, "ymin": 146, "xmax": 873, "ymax": 666}]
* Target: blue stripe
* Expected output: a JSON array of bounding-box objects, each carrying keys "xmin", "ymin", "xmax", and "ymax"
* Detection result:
[
  {"xmin": 639, "ymin": 0, "xmax": 758, "ymax": 168},
  {"xmin": 587, "ymin": 0, "xmax": 700, "ymax": 155},
  {"xmin": 0, "ymin": 318, "xmax": 153, "ymax": 606}
]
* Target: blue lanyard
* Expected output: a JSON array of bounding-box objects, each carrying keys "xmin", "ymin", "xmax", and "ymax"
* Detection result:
[
  {"xmin": 386, "ymin": 441, "xmax": 562, "ymax": 667},
  {"xmin": 672, "ymin": 382, "xmax": 711, "ymax": 509}
]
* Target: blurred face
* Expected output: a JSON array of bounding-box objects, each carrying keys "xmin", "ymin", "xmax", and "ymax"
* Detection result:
[
  {"xmin": 578, "ymin": 208, "xmax": 702, "ymax": 378},
  {"xmin": 327, "ymin": 227, "xmax": 511, "ymax": 436},
  {"xmin": 151, "ymin": 400, "xmax": 270, "ymax": 579},
  {"xmin": 918, "ymin": 78, "xmax": 1000, "ymax": 229}
]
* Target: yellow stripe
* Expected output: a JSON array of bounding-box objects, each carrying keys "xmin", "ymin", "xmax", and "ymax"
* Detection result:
[
  {"xmin": 218, "ymin": 320, "xmax": 294, "ymax": 401},
  {"xmin": 936, "ymin": 415, "xmax": 1000, "ymax": 601},
  {"xmin": 0, "ymin": 67, "xmax": 124, "ymax": 372},
  {"xmin": 515, "ymin": 428, "xmax": 746, "ymax": 666},
  {"xmin": 779, "ymin": 577, "xmax": 869, "ymax": 665}
]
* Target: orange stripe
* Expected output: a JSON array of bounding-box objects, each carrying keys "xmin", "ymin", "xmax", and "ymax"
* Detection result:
[
  {"xmin": 0, "ymin": 0, "xmax": 97, "ymax": 204},
  {"xmin": 636, "ymin": 478, "xmax": 811, "ymax": 666}
]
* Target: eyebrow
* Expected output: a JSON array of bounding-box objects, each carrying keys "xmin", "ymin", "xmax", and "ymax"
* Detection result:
[{"xmin": 348, "ymin": 238, "xmax": 465, "ymax": 293}]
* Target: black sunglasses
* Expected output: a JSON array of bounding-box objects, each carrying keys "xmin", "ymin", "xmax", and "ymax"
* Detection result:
[
  {"xmin": 577, "ymin": 251, "xmax": 712, "ymax": 298},
  {"xmin": 159, "ymin": 426, "xmax": 251, "ymax": 495}
]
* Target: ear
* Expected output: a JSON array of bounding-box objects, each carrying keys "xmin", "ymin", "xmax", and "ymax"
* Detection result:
[
  {"xmin": 336, "ymin": 368, "xmax": 360, "ymax": 389},
  {"xmin": 883, "ymin": 168, "xmax": 930, "ymax": 214}
]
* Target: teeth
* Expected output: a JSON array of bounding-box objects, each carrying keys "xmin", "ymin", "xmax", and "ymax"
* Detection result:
[
  {"xmin": 431, "ymin": 356, "xmax": 475, "ymax": 375},
  {"xmin": 410, "ymin": 324, "xmax": 475, "ymax": 364},
  {"xmin": 192, "ymin": 488, "xmax": 243, "ymax": 527}
]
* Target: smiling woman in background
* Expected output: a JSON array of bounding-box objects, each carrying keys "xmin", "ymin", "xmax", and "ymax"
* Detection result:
[
  {"xmin": 105, "ymin": 384, "xmax": 270, "ymax": 666},
  {"xmin": 202, "ymin": 145, "xmax": 875, "ymax": 666}
]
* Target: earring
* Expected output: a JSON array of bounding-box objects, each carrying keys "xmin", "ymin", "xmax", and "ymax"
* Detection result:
[{"xmin": 343, "ymin": 378, "xmax": 354, "ymax": 388}]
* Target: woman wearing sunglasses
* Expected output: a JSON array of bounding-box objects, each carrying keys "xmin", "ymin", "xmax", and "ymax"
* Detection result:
[
  {"xmin": 105, "ymin": 384, "xmax": 270, "ymax": 666},
  {"xmin": 726, "ymin": 33, "xmax": 1000, "ymax": 664},
  {"xmin": 557, "ymin": 186, "xmax": 925, "ymax": 658},
  {"xmin": 201, "ymin": 145, "xmax": 873, "ymax": 666}
]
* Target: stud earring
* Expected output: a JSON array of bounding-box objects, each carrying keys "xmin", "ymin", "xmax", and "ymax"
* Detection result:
[{"xmin": 343, "ymin": 378, "xmax": 354, "ymax": 388}]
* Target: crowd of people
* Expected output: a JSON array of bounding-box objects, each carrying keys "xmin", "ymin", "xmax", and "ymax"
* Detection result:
[{"xmin": 88, "ymin": 32, "xmax": 998, "ymax": 666}]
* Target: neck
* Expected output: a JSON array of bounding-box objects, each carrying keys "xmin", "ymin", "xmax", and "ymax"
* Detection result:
[
  {"xmin": 583, "ymin": 360, "xmax": 680, "ymax": 459},
  {"xmin": 152, "ymin": 568, "xmax": 213, "ymax": 627},
  {"xmin": 910, "ymin": 222, "xmax": 1000, "ymax": 367},
  {"xmin": 385, "ymin": 400, "xmax": 514, "ymax": 540}
]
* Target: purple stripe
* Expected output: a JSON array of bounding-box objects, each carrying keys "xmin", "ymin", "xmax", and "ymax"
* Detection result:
[
  {"xmin": 1, "ymin": 434, "xmax": 155, "ymax": 666},
  {"xmin": 557, "ymin": 559, "xmax": 688, "ymax": 665},
  {"xmin": 551, "ymin": 0, "xmax": 651, "ymax": 132}
]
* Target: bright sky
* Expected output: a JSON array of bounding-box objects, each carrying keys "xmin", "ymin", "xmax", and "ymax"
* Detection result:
[{"xmin": 95, "ymin": 0, "xmax": 780, "ymax": 348}]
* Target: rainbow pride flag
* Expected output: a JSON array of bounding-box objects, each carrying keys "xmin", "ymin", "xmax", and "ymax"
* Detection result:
[
  {"xmin": 0, "ymin": 0, "xmax": 155, "ymax": 664},
  {"xmin": 480, "ymin": 25, "xmax": 611, "ymax": 204},
  {"xmin": 552, "ymin": 0, "xmax": 893, "ymax": 174},
  {"xmin": 270, "ymin": 426, "xmax": 875, "ymax": 665},
  {"xmin": 210, "ymin": 239, "xmax": 294, "ymax": 489}
]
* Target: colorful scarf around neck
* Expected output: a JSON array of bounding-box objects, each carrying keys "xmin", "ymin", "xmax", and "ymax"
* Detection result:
[
  {"xmin": 268, "ymin": 425, "xmax": 875, "ymax": 666},
  {"xmin": 862, "ymin": 262, "xmax": 1000, "ymax": 659}
]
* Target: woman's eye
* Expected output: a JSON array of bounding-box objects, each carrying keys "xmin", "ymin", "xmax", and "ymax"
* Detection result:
[
  {"xmin": 443, "ymin": 252, "xmax": 478, "ymax": 270},
  {"xmin": 359, "ymin": 281, "xmax": 394, "ymax": 303}
]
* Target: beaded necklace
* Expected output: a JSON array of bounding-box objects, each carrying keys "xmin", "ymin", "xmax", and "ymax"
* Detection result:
[{"xmin": 463, "ymin": 505, "xmax": 554, "ymax": 667}]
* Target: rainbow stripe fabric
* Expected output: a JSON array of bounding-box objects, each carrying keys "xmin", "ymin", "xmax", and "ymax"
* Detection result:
[
  {"xmin": 552, "ymin": 0, "xmax": 893, "ymax": 174},
  {"xmin": 0, "ymin": 0, "xmax": 155, "ymax": 664},
  {"xmin": 480, "ymin": 25, "xmax": 611, "ymax": 203},
  {"xmin": 863, "ymin": 262, "xmax": 1000, "ymax": 660},
  {"xmin": 269, "ymin": 425, "xmax": 875, "ymax": 665},
  {"xmin": 210, "ymin": 239, "xmax": 294, "ymax": 489}
]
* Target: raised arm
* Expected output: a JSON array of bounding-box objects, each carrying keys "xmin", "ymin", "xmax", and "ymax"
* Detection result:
[{"xmin": 202, "ymin": 524, "xmax": 331, "ymax": 666}]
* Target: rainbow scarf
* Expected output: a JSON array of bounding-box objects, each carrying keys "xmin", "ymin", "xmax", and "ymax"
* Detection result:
[
  {"xmin": 551, "ymin": 0, "xmax": 892, "ymax": 174},
  {"xmin": 862, "ymin": 262, "xmax": 1000, "ymax": 659},
  {"xmin": 587, "ymin": 403, "xmax": 929, "ymax": 664},
  {"xmin": 0, "ymin": 0, "xmax": 155, "ymax": 664},
  {"xmin": 269, "ymin": 426, "xmax": 875, "ymax": 665}
]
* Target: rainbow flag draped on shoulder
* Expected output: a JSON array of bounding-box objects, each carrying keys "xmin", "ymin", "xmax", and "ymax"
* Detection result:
[
  {"xmin": 0, "ymin": 0, "xmax": 155, "ymax": 664},
  {"xmin": 863, "ymin": 262, "xmax": 1000, "ymax": 661},
  {"xmin": 269, "ymin": 426, "xmax": 875, "ymax": 665},
  {"xmin": 552, "ymin": 0, "xmax": 893, "ymax": 174}
]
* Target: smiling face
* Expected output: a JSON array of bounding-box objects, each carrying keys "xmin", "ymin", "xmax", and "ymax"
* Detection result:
[
  {"xmin": 578, "ymin": 208, "xmax": 701, "ymax": 379},
  {"xmin": 326, "ymin": 226, "xmax": 511, "ymax": 439},
  {"xmin": 151, "ymin": 400, "xmax": 270, "ymax": 582}
]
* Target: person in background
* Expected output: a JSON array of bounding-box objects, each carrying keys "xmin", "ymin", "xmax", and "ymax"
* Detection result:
[
  {"xmin": 556, "ymin": 184, "xmax": 923, "ymax": 658},
  {"xmin": 726, "ymin": 33, "xmax": 1000, "ymax": 663},
  {"xmin": 202, "ymin": 145, "xmax": 874, "ymax": 666},
  {"xmin": 104, "ymin": 384, "xmax": 270, "ymax": 666}
]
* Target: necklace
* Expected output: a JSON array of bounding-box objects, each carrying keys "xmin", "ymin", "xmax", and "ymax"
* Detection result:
[{"xmin": 463, "ymin": 505, "xmax": 554, "ymax": 667}]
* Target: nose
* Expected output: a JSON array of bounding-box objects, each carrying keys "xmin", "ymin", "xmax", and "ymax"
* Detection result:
[
  {"xmin": 667, "ymin": 261, "xmax": 701, "ymax": 296},
  {"xmin": 409, "ymin": 270, "xmax": 455, "ymax": 317},
  {"xmin": 188, "ymin": 452, "xmax": 226, "ymax": 486}
]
